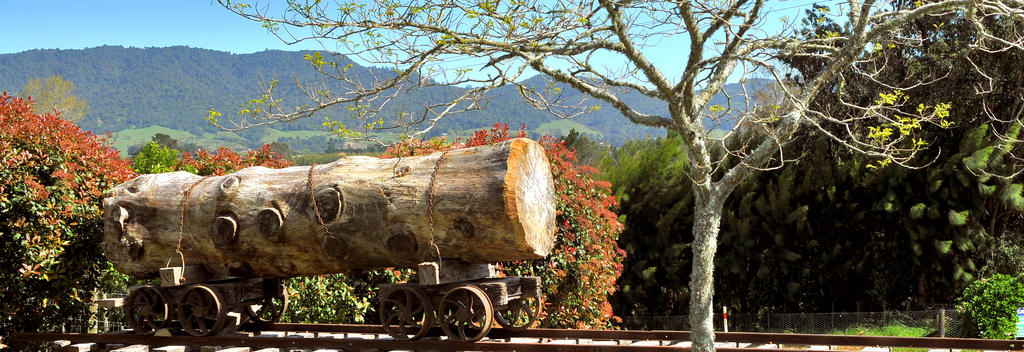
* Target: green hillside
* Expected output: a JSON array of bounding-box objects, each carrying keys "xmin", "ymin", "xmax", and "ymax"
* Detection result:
[{"xmin": 0, "ymin": 46, "xmax": 762, "ymax": 152}]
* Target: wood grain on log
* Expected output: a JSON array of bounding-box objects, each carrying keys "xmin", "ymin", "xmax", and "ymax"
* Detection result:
[{"xmin": 102, "ymin": 138, "xmax": 556, "ymax": 279}]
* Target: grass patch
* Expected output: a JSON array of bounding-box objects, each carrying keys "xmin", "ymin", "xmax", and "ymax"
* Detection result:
[
  {"xmin": 534, "ymin": 120, "xmax": 601, "ymax": 137},
  {"xmin": 831, "ymin": 325, "xmax": 931, "ymax": 337},
  {"xmin": 258, "ymin": 128, "xmax": 329, "ymax": 143},
  {"xmin": 830, "ymin": 325, "xmax": 932, "ymax": 352},
  {"xmin": 108, "ymin": 121, "xmax": 602, "ymax": 156},
  {"xmin": 109, "ymin": 126, "xmax": 197, "ymax": 152},
  {"xmin": 197, "ymin": 131, "xmax": 249, "ymax": 151},
  {"xmin": 108, "ymin": 126, "xmax": 255, "ymax": 153}
]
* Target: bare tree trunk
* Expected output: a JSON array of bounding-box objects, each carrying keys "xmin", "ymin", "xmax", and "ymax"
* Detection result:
[{"xmin": 689, "ymin": 194, "xmax": 724, "ymax": 352}]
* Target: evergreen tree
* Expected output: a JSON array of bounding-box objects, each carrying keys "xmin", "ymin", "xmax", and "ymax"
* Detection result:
[{"xmin": 600, "ymin": 134, "xmax": 694, "ymax": 318}]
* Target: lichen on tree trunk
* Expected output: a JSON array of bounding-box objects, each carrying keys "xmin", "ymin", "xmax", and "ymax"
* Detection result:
[{"xmin": 689, "ymin": 194, "xmax": 724, "ymax": 352}]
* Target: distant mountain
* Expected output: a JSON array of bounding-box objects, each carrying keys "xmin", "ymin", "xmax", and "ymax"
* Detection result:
[
  {"xmin": 0, "ymin": 46, "xmax": 356, "ymax": 134},
  {"xmin": 0, "ymin": 46, "xmax": 766, "ymax": 151}
]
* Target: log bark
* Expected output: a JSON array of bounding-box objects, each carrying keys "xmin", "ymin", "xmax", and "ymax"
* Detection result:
[{"xmin": 102, "ymin": 138, "xmax": 556, "ymax": 279}]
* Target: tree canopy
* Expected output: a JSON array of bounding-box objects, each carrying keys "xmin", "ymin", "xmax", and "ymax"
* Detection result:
[{"xmin": 19, "ymin": 75, "xmax": 88, "ymax": 123}]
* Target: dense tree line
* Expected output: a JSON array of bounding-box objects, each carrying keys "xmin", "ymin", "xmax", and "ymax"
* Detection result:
[{"xmin": 605, "ymin": 127, "xmax": 1021, "ymax": 320}]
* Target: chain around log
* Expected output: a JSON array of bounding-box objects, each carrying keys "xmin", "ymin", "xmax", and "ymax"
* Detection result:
[
  {"xmin": 426, "ymin": 151, "xmax": 448, "ymax": 266},
  {"xmin": 308, "ymin": 164, "xmax": 337, "ymax": 239},
  {"xmin": 169, "ymin": 176, "xmax": 211, "ymax": 282}
]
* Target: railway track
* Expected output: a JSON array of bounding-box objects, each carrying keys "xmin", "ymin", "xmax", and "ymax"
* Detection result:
[{"xmin": 16, "ymin": 323, "xmax": 1024, "ymax": 352}]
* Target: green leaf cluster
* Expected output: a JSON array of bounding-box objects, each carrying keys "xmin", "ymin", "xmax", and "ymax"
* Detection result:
[
  {"xmin": 282, "ymin": 270, "xmax": 408, "ymax": 324},
  {"xmin": 131, "ymin": 141, "xmax": 179, "ymax": 174},
  {"xmin": 956, "ymin": 274, "xmax": 1024, "ymax": 339}
]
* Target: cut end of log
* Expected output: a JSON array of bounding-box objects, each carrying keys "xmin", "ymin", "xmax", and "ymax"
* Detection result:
[{"xmin": 503, "ymin": 138, "xmax": 556, "ymax": 257}]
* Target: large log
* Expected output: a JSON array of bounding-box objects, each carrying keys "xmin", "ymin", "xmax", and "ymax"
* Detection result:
[{"xmin": 102, "ymin": 138, "xmax": 556, "ymax": 279}]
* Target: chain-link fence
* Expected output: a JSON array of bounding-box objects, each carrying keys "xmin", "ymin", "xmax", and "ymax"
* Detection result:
[
  {"xmin": 624, "ymin": 310, "xmax": 973, "ymax": 337},
  {"xmin": 55, "ymin": 293, "xmax": 132, "ymax": 334},
  {"xmin": 62, "ymin": 317, "xmax": 129, "ymax": 334},
  {"xmin": 730, "ymin": 310, "xmax": 973, "ymax": 337}
]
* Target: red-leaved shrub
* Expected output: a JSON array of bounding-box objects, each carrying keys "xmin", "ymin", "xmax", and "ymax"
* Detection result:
[
  {"xmin": 0, "ymin": 92, "xmax": 134, "ymax": 346},
  {"xmin": 175, "ymin": 144, "xmax": 292, "ymax": 176}
]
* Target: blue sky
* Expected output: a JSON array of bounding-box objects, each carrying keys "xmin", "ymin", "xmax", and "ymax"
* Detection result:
[
  {"xmin": 0, "ymin": 1, "xmax": 323, "ymax": 54},
  {"xmin": 0, "ymin": 1, "xmax": 818, "ymax": 82}
]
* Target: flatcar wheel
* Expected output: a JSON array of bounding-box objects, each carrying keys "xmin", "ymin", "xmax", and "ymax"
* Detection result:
[
  {"xmin": 495, "ymin": 295, "xmax": 541, "ymax": 331},
  {"xmin": 379, "ymin": 287, "xmax": 433, "ymax": 340},
  {"xmin": 125, "ymin": 285, "xmax": 170, "ymax": 334},
  {"xmin": 177, "ymin": 284, "xmax": 227, "ymax": 337},
  {"xmin": 246, "ymin": 283, "xmax": 289, "ymax": 324},
  {"xmin": 437, "ymin": 285, "xmax": 493, "ymax": 342}
]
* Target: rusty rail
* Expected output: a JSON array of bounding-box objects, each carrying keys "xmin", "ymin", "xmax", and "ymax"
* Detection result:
[
  {"xmin": 15, "ymin": 332, "xmax": 832, "ymax": 352},
  {"xmin": 14, "ymin": 323, "xmax": 1024, "ymax": 351},
  {"xmin": 260, "ymin": 323, "xmax": 1024, "ymax": 350}
]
